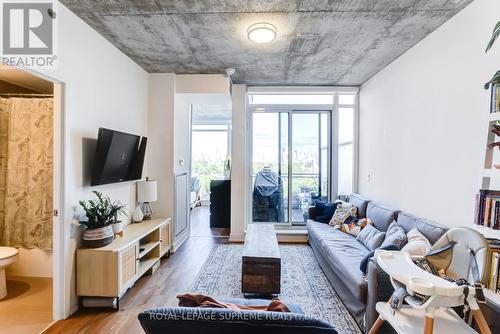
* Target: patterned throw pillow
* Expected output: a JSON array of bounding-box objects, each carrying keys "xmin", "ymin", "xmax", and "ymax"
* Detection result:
[
  {"xmin": 340, "ymin": 218, "xmax": 372, "ymax": 237},
  {"xmin": 329, "ymin": 203, "xmax": 357, "ymax": 228}
]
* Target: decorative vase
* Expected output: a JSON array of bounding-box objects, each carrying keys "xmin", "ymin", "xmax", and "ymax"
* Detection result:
[
  {"xmin": 112, "ymin": 222, "xmax": 124, "ymax": 236},
  {"xmin": 133, "ymin": 205, "xmax": 144, "ymax": 223},
  {"xmin": 82, "ymin": 226, "xmax": 114, "ymax": 248}
]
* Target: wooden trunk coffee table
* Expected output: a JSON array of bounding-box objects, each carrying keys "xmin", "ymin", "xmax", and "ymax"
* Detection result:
[{"xmin": 242, "ymin": 223, "xmax": 281, "ymax": 295}]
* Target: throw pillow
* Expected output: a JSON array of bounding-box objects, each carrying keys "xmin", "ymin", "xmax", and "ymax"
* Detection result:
[
  {"xmin": 381, "ymin": 221, "xmax": 408, "ymax": 249},
  {"xmin": 401, "ymin": 228, "xmax": 431, "ymax": 256},
  {"xmin": 359, "ymin": 244, "xmax": 400, "ymax": 275},
  {"xmin": 356, "ymin": 224, "xmax": 386, "ymax": 251},
  {"xmin": 314, "ymin": 201, "xmax": 339, "ymax": 223},
  {"xmin": 329, "ymin": 203, "xmax": 357, "ymax": 228},
  {"xmin": 340, "ymin": 217, "xmax": 372, "ymax": 237}
]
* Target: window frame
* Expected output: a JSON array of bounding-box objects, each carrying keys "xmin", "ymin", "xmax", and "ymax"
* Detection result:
[{"xmin": 247, "ymin": 90, "xmax": 358, "ymax": 229}]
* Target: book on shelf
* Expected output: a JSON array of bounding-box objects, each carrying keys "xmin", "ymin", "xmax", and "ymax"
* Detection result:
[
  {"xmin": 474, "ymin": 189, "xmax": 500, "ymax": 229},
  {"xmin": 489, "ymin": 252, "xmax": 500, "ymax": 291}
]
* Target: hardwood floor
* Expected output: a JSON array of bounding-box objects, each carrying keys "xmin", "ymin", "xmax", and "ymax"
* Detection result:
[
  {"xmin": 44, "ymin": 228, "xmax": 229, "ymax": 334},
  {"xmin": 190, "ymin": 205, "xmax": 230, "ymax": 237}
]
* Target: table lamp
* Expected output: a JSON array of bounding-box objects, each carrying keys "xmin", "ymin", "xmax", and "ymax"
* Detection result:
[{"xmin": 137, "ymin": 177, "xmax": 157, "ymax": 220}]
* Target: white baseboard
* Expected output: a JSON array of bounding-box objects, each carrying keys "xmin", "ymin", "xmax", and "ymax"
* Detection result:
[
  {"xmin": 172, "ymin": 231, "xmax": 190, "ymax": 252},
  {"xmin": 229, "ymin": 233, "xmax": 244, "ymax": 243}
]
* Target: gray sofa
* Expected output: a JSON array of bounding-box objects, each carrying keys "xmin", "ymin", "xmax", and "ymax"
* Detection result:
[
  {"xmin": 138, "ymin": 298, "xmax": 337, "ymax": 334},
  {"xmin": 307, "ymin": 193, "xmax": 447, "ymax": 332}
]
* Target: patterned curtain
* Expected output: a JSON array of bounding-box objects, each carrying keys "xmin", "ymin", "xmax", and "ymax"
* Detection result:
[{"xmin": 0, "ymin": 97, "xmax": 53, "ymax": 249}]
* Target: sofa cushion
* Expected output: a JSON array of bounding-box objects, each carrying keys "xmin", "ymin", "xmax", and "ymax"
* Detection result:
[
  {"xmin": 307, "ymin": 220, "xmax": 369, "ymax": 302},
  {"xmin": 349, "ymin": 193, "xmax": 370, "ymax": 218},
  {"xmin": 396, "ymin": 212, "xmax": 446, "ymax": 244},
  {"xmin": 356, "ymin": 225, "xmax": 386, "ymax": 251},
  {"xmin": 366, "ymin": 202, "xmax": 399, "ymax": 232}
]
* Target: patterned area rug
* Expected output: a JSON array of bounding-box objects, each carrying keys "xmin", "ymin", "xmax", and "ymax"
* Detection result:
[{"xmin": 191, "ymin": 244, "xmax": 362, "ymax": 334}]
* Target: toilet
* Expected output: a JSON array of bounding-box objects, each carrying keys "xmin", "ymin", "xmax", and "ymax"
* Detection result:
[{"xmin": 0, "ymin": 247, "xmax": 18, "ymax": 299}]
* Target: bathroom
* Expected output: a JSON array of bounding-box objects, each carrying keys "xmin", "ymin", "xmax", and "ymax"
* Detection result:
[{"xmin": 0, "ymin": 66, "xmax": 56, "ymax": 334}]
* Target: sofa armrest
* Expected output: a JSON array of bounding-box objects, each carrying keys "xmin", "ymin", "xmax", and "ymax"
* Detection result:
[
  {"xmin": 308, "ymin": 207, "xmax": 318, "ymax": 220},
  {"xmin": 365, "ymin": 258, "xmax": 394, "ymax": 332}
]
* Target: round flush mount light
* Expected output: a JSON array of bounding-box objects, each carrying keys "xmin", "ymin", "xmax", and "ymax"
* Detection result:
[{"xmin": 247, "ymin": 23, "xmax": 277, "ymax": 44}]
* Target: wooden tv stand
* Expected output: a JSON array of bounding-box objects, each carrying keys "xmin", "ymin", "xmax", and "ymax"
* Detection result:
[{"xmin": 76, "ymin": 218, "xmax": 171, "ymax": 308}]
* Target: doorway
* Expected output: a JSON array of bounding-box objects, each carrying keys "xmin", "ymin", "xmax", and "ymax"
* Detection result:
[
  {"xmin": 190, "ymin": 103, "xmax": 231, "ymax": 237},
  {"xmin": 0, "ymin": 65, "xmax": 64, "ymax": 333}
]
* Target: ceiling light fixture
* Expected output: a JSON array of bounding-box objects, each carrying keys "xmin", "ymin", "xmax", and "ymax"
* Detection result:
[{"xmin": 247, "ymin": 23, "xmax": 277, "ymax": 44}]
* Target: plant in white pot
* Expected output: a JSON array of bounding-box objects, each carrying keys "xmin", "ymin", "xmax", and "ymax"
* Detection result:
[
  {"xmin": 79, "ymin": 191, "xmax": 127, "ymax": 248},
  {"xmin": 484, "ymin": 21, "xmax": 500, "ymax": 91}
]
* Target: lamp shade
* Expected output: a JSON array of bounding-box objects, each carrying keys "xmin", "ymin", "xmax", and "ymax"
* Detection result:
[{"xmin": 137, "ymin": 179, "xmax": 157, "ymax": 202}]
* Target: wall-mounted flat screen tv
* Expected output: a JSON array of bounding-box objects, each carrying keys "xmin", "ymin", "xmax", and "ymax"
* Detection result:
[{"xmin": 91, "ymin": 128, "xmax": 147, "ymax": 186}]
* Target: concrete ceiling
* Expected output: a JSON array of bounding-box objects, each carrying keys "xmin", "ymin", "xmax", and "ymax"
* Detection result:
[{"xmin": 60, "ymin": 0, "xmax": 472, "ymax": 85}]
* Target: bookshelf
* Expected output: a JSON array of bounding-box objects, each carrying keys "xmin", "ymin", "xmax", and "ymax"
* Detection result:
[
  {"xmin": 478, "ymin": 111, "xmax": 500, "ymax": 230},
  {"xmin": 470, "ymin": 224, "xmax": 500, "ymax": 240},
  {"xmin": 474, "ymin": 94, "xmax": 500, "ymax": 329}
]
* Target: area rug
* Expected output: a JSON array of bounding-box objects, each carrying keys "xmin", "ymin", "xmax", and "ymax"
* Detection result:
[{"xmin": 191, "ymin": 244, "xmax": 362, "ymax": 334}]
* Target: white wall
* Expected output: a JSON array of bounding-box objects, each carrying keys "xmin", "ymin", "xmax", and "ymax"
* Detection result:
[
  {"xmin": 230, "ymin": 85, "xmax": 248, "ymax": 242},
  {"xmin": 148, "ymin": 74, "xmax": 231, "ymax": 249},
  {"xmin": 35, "ymin": 3, "xmax": 149, "ymax": 317},
  {"xmin": 359, "ymin": 0, "xmax": 500, "ymax": 226},
  {"xmin": 148, "ymin": 74, "xmax": 175, "ymax": 221},
  {"xmin": 6, "ymin": 249, "xmax": 53, "ymax": 277}
]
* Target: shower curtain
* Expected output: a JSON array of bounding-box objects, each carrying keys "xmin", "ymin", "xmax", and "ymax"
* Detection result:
[{"xmin": 0, "ymin": 97, "xmax": 53, "ymax": 249}]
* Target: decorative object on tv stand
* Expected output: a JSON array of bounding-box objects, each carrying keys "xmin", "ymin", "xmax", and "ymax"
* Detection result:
[
  {"xmin": 78, "ymin": 191, "xmax": 127, "ymax": 248},
  {"xmin": 138, "ymin": 177, "xmax": 157, "ymax": 220},
  {"xmin": 132, "ymin": 204, "xmax": 144, "ymax": 223},
  {"xmin": 111, "ymin": 220, "xmax": 124, "ymax": 237}
]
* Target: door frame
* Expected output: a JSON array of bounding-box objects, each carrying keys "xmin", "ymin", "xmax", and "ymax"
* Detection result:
[
  {"xmin": 11, "ymin": 67, "xmax": 66, "ymax": 321},
  {"xmin": 289, "ymin": 110, "xmax": 332, "ymax": 225}
]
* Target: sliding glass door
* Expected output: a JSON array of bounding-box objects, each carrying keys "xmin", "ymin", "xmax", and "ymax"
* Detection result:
[
  {"xmin": 251, "ymin": 109, "xmax": 330, "ymax": 225},
  {"xmin": 252, "ymin": 112, "xmax": 289, "ymax": 223},
  {"xmin": 291, "ymin": 112, "xmax": 330, "ymax": 224}
]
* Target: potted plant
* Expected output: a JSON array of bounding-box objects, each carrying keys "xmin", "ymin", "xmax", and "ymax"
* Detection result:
[
  {"xmin": 484, "ymin": 21, "xmax": 500, "ymax": 115},
  {"xmin": 485, "ymin": 21, "xmax": 499, "ymax": 53},
  {"xmin": 79, "ymin": 191, "xmax": 127, "ymax": 248}
]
